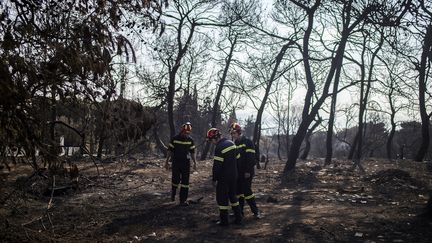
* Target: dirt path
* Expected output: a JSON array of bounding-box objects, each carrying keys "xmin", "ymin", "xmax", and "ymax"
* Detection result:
[{"xmin": 1, "ymin": 158, "xmax": 431, "ymax": 242}]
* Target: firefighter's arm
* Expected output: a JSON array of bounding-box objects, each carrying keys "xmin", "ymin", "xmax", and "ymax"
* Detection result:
[
  {"xmin": 245, "ymin": 139, "xmax": 256, "ymax": 174},
  {"xmin": 212, "ymin": 148, "xmax": 223, "ymax": 182},
  {"xmin": 212, "ymin": 159, "xmax": 223, "ymax": 181},
  {"xmin": 190, "ymin": 140, "xmax": 197, "ymax": 170}
]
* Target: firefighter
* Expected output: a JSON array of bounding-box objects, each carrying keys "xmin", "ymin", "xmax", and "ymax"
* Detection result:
[
  {"xmin": 207, "ymin": 128, "xmax": 242, "ymax": 226},
  {"xmin": 230, "ymin": 122, "xmax": 262, "ymax": 219},
  {"xmin": 165, "ymin": 122, "xmax": 197, "ymax": 206}
]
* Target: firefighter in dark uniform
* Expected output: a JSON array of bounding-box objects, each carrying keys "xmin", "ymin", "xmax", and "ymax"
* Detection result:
[
  {"xmin": 207, "ymin": 128, "xmax": 242, "ymax": 226},
  {"xmin": 165, "ymin": 122, "xmax": 197, "ymax": 206},
  {"xmin": 230, "ymin": 122, "xmax": 261, "ymax": 218}
]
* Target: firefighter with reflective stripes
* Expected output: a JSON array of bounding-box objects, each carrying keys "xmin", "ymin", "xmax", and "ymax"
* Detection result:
[
  {"xmin": 207, "ymin": 128, "xmax": 242, "ymax": 226},
  {"xmin": 165, "ymin": 122, "xmax": 197, "ymax": 206},
  {"xmin": 230, "ymin": 122, "xmax": 262, "ymax": 219}
]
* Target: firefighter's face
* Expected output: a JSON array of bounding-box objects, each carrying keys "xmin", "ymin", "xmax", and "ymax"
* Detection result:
[{"xmin": 230, "ymin": 131, "xmax": 240, "ymax": 141}]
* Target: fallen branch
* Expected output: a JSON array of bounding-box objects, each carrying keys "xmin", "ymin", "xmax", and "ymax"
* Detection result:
[
  {"xmin": 47, "ymin": 175, "xmax": 55, "ymax": 210},
  {"xmin": 21, "ymin": 216, "xmax": 44, "ymax": 227}
]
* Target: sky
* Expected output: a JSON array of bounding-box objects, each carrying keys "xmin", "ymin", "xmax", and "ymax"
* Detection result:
[{"xmin": 119, "ymin": 0, "xmax": 423, "ymax": 136}]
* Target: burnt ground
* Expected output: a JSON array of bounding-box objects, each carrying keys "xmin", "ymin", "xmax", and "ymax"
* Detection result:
[{"xmin": 1, "ymin": 157, "xmax": 432, "ymax": 242}]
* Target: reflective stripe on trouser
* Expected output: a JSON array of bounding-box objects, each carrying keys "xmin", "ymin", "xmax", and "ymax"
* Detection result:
[
  {"xmin": 218, "ymin": 204, "xmax": 242, "ymax": 225},
  {"xmin": 237, "ymin": 174, "xmax": 258, "ymax": 215},
  {"xmin": 216, "ymin": 178, "xmax": 240, "ymax": 224},
  {"xmin": 171, "ymin": 162, "xmax": 190, "ymax": 203},
  {"xmin": 246, "ymin": 196, "xmax": 258, "ymax": 215}
]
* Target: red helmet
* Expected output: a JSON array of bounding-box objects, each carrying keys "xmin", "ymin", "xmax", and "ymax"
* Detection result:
[
  {"xmin": 206, "ymin": 128, "xmax": 221, "ymax": 140},
  {"xmin": 181, "ymin": 122, "xmax": 192, "ymax": 134},
  {"xmin": 229, "ymin": 122, "xmax": 242, "ymax": 134}
]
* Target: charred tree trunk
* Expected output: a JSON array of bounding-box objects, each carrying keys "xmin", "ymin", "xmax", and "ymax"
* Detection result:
[
  {"xmin": 325, "ymin": 63, "xmax": 343, "ymax": 166},
  {"xmin": 284, "ymin": 1, "xmax": 357, "ymax": 173},
  {"xmin": 277, "ymin": 132, "xmax": 282, "ymax": 161},
  {"xmin": 97, "ymin": 102, "xmax": 109, "ymax": 159},
  {"xmin": 387, "ymin": 102, "xmax": 396, "ymax": 161},
  {"xmin": 300, "ymin": 117, "xmax": 321, "ymax": 160},
  {"xmin": 353, "ymin": 34, "xmax": 367, "ymax": 170},
  {"xmin": 201, "ymin": 34, "xmax": 237, "ymax": 160},
  {"xmin": 253, "ymin": 42, "xmax": 291, "ymax": 169},
  {"xmin": 353, "ymin": 29, "xmax": 383, "ymax": 171},
  {"xmin": 167, "ymin": 72, "xmax": 176, "ymax": 139},
  {"xmin": 347, "ymin": 131, "xmax": 358, "ymax": 160},
  {"xmin": 48, "ymin": 85, "xmax": 58, "ymax": 170},
  {"xmin": 286, "ymin": 91, "xmax": 291, "ymax": 159},
  {"xmin": 153, "ymin": 125, "xmax": 167, "ymax": 157},
  {"xmin": 424, "ymin": 195, "xmax": 432, "ymax": 219},
  {"xmin": 415, "ymin": 24, "xmax": 432, "ymax": 162},
  {"xmin": 167, "ymin": 20, "xmax": 197, "ymax": 138}
]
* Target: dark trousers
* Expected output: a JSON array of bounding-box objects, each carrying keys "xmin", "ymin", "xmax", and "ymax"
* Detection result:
[
  {"xmin": 171, "ymin": 162, "xmax": 190, "ymax": 203},
  {"xmin": 216, "ymin": 178, "xmax": 242, "ymax": 225},
  {"xmin": 236, "ymin": 174, "xmax": 258, "ymax": 215}
]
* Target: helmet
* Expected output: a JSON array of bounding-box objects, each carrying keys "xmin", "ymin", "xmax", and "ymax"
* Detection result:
[
  {"xmin": 229, "ymin": 122, "xmax": 242, "ymax": 134},
  {"xmin": 206, "ymin": 128, "xmax": 221, "ymax": 140},
  {"xmin": 181, "ymin": 122, "xmax": 192, "ymax": 134}
]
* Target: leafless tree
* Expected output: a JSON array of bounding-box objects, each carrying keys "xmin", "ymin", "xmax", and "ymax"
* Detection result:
[
  {"xmin": 278, "ymin": 0, "xmax": 410, "ymax": 173},
  {"xmin": 411, "ymin": 1, "xmax": 432, "ymax": 161},
  {"xmin": 376, "ymin": 51, "xmax": 411, "ymax": 161}
]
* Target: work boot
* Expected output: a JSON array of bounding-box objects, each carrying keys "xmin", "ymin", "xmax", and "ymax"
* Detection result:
[
  {"xmin": 179, "ymin": 185, "xmax": 189, "ymax": 204},
  {"xmin": 217, "ymin": 210, "xmax": 229, "ymax": 226},
  {"xmin": 238, "ymin": 197, "xmax": 245, "ymax": 216},
  {"xmin": 232, "ymin": 205, "xmax": 243, "ymax": 225},
  {"xmin": 179, "ymin": 201, "xmax": 189, "ymax": 207},
  {"xmin": 171, "ymin": 188, "xmax": 177, "ymax": 202},
  {"xmin": 253, "ymin": 211, "xmax": 263, "ymax": 219},
  {"xmin": 246, "ymin": 197, "xmax": 259, "ymax": 215}
]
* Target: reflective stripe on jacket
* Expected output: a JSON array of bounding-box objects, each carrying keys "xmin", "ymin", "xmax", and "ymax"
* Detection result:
[{"xmin": 212, "ymin": 138, "xmax": 239, "ymax": 182}]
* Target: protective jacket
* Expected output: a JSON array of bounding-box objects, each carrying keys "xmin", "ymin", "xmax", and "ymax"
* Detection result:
[
  {"xmin": 168, "ymin": 133, "xmax": 195, "ymax": 204},
  {"xmin": 212, "ymin": 137, "xmax": 242, "ymax": 225},
  {"xmin": 234, "ymin": 135, "xmax": 259, "ymax": 216},
  {"xmin": 234, "ymin": 135, "xmax": 256, "ymax": 176},
  {"xmin": 168, "ymin": 134, "xmax": 195, "ymax": 165},
  {"xmin": 212, "ymin": 138, "xmax": 239, "ymax": 182}
]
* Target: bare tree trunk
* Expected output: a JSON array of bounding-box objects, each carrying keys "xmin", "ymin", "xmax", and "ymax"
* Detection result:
[
  {"xmin": 415, "ymin": 24, "xmax": 432, "ymax": 162},
  {"xmin": 81, "ymin": 133, "xmax": 86, "ymax": 156},
  {"xmin": 49, "ymin": 86, "xmax": 58, "ymax": 170},
  {"xmin": 255, "ymin": 128, "xmax": 262, "ymax": 169},
  {"xmin": 167, "ymin": 20, "xmax": 197, "ymax": 138},
  {"xmin": 89, "ymin": 130, "xmax": 94, "ymax": 155},
  {"xmin": 353, "ymin": 29, "xmax": 383, "ymax": 171},
  {"xmin": 97, "ymin": 136, "xmax": 104, "ymax": 159},
  {"xmin": 423, "ymin": 192, "xmax": 432, "ymax": 219},
  {"xmin": 325, "ymin": 63, "xmax": 343, "ymax": 165},
  {"xmin": 97, "ymin": 102, "xmax": 109, "ymax": 159},
  {"xmin": 153, "ymin": 125, "xmax": 167, "ymax": 157},
  {"xmin": 167, "ymin": 72, "xmax": 176, "ymax": 139},
  {"xmin": 253, "ymin": 42, "xmax": 291, "ymax": 168},
  {"xmin": 284, "ymin": 1, "xmax": 355, "ymax": 173},
  {"xmin": 387, "ymin": 107, "xmax": 396, "ymax": 161},
  {"xmin": 201, "ymin": 34, "xmax": 237, "ymax": 160},
  {"xmin": 353, "ymin": 33, "xmax": 367, "ymax": 170},
  {"xmin": 348, "ymin": 131, "xmax": 358, "ymax": 160},
  {"xmin": 277, "ymin": 132, "xmax": 282, "ymax": 161},
  {"xmin": 300, "ymin": 117, "xmax": 322, "ymax": 160},
  {"xmin": 286, "ymin": 89, "xmax": 291, "ymax": 159}
]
